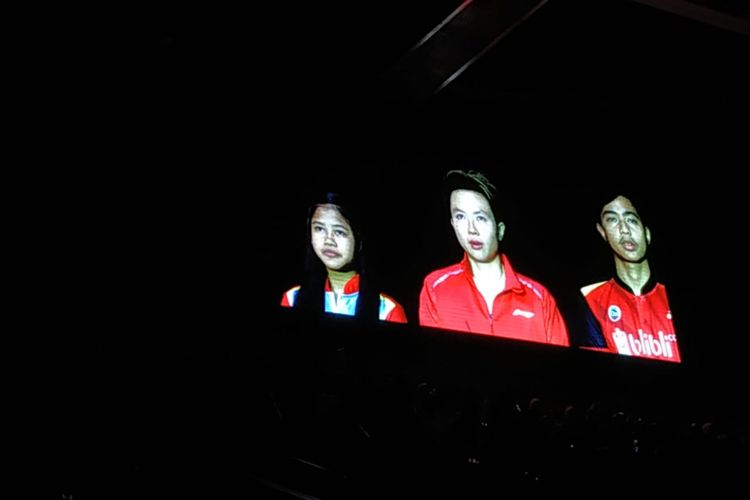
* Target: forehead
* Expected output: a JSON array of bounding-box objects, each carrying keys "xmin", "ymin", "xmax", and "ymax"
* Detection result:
[
  {"xmin": 601, "ymin": 195, "xmax": 638, "ymax": 217},
  {"xmin": 450, "ymin": 189, "xmax": 492, "ymax": 211},
  {"xmin": 312, "ymin": 204, "xmax": 351, "ymax": 226}
]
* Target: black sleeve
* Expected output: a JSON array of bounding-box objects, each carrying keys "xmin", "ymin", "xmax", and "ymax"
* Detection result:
[{"xmin": 563, "ymin": 293, "xmax": 607, "ymax": 348}]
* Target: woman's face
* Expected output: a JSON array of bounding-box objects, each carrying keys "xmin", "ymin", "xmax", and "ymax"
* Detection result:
[
  {"xmin": 310, "ymin": 204, "xmax": 356, "ymax": 271},
  {"xmin": 450, "ymin": 189, "xmax": 500, "ymax": 263}
]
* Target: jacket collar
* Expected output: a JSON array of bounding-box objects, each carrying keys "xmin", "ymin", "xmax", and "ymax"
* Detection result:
[
  {"xmin": 613, "ymin": 272, "xmax": 658, "ymax": 295},
  {"xmin": 324, "ymin": 273, "xmax": 360, "ymax": 294},
  {"xmin": 460, "ymin": 253, "xmax": 525, "ymax": 294}
]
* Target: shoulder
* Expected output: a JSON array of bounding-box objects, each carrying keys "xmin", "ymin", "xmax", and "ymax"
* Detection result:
[
  {"xmin": 282, "ymin": 285, "xmax": 301, "ymax": 306},
  {"xmin": 379, "ymin": 292, "xmax": 406, "ymax": 315},
  {"xmin": 379, "ymin": 292, "xmax": 403, "ymax": 309},
  {"xmin": 502, "ymin": 256, "xmax": 553, "ymax": 300},
  {"xmin": 423, "ymin": 263, "xmax": 465, "ymax": 290},
  {"xmin": 580, "ymin": 281, "xmax": 609, "ymax": 297},
  {"xmin": 513, "ymin": 271, "xmax": 553, "ymax": 300},
  {"xmin": 653, "ymin": 282, "xmax": 671, "ymax": 299}
]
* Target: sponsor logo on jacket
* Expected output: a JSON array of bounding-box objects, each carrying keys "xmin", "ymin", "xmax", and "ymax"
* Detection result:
[{"xmin": 612, "ymin": 327, "xmax": 677, "ymax": 359}]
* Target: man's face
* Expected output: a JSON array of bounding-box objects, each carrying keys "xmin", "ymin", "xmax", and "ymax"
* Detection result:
[
  {"xmin": 311, "ymin": 204, "xmax": 356, "ymax": 271},
  {"xmin": 450, "ymin": 189, "xmax": 501, "ymax": 263},
  {"xmin": 598, "ymin": 195, "xmax": 651, "ymax": 263}
]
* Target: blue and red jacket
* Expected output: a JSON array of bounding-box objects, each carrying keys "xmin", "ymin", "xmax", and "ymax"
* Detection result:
[
  {"xmin": 581, "ymin": 276, "xmax": 680, "ymax": 363},
  {"xmin": 419, "ymin": 254, "xmax": 569, "ymax": 346},
  {"xmin": 281, "ymin": 273, "xmax": 407, "ymax": 323}
]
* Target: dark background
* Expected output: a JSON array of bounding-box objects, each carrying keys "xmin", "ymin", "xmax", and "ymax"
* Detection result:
[{"xmin": 49, "ymin": 0, "xmax": 749, "ymax": 497}]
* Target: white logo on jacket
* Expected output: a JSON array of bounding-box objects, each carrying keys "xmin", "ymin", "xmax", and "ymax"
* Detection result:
[
  {"xmin": 612, "ymin": 327, "xmax": 677, "ymax": 359},
  {"xmin": 512, "ymin": 309, "xmax": 535, "ymax": 319}
]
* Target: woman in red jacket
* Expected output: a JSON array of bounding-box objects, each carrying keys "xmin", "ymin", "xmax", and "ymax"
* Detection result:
[{"xmin": 418, "ymin": 170, "xmax": 568, "ymax": 346}]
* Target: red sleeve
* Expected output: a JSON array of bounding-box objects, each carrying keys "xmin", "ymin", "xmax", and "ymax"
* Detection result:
[
  {"xmin": 418, "ymin": 282, "xmax": 440, "ymax": 328},
  {"xmin": 280, "ymin": 286, "xmax": 298, "ymax": 308},
  {"xmin": 385, "ymin": 302, "xmax": 408, "ymax": 323}
]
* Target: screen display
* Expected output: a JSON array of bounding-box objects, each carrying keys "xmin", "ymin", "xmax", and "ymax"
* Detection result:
[{"xmin": 274, "ymin": 162, "xmax": 684, "ymax": 364}]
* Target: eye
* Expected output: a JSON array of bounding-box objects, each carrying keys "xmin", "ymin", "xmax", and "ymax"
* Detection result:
[
  {"xmin": 477, "ymin": 215, "xmax": 487, "ymax": 223},
  {"xmin": 334, "ymin": 229, "xmax": 347, "ymax": 238},
  {"xmin": 313, "ymin": 225, "xmax": 325, "ymax": 233},
  {"xmin": 454, "ymin": 213, "xmax": 464, "ymax": 221},
  {"xmin": 627, "ymin": 217, "xmax": 640, "ymax": 225},
  {"xmin": 605, "ymin": 216, "xmax": 617, "ymax": 224}
]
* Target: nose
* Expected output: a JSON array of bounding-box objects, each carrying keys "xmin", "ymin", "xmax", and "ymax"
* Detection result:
[
  {"xmin": 468, "ymin": 219, "xmax": 479, "ymax": 235},
  {"xmin": 324, "ymin": 231, "xmax": 337, "ymax": 245},
  {"xmin": 618, "ymin": 220, "xmax": 630, "ymax": 235}
]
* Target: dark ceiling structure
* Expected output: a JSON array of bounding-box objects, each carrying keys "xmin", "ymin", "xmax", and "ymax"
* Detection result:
[
  {"xmin": 146, "ymin": 0, "xmax": 749, "ymax": 99},
  {"xmin": 136, "ymin": 0, "xmax": 749, "ymax": 162},
  {"xmin": 377, "ymin": 0, "xmax": 749, "ymax": 103}
]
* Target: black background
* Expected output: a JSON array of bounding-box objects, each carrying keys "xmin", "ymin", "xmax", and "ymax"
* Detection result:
[{"xmin": 47, "ymin": 0, "xmax": 750, "ymax": 497}]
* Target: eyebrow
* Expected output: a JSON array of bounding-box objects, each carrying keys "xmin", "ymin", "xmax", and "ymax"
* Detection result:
[
  {"xmin": 602, "ymin": 210, "xmax": 640, "ymax": 220},
  {"xmin": 312, "ymin": 220, "xmax": 350, "ymax": 231},
  {"xmin": 452, "ymin": 208, "xmax": 490, "ymax": 216}
]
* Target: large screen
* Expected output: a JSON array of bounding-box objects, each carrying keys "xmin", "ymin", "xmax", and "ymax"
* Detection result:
[{"xmin": 274, "ymin": 162, "xmax": 686, "ymax": 364}]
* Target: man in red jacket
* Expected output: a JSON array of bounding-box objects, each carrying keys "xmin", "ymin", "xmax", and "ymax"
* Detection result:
[
  {"xmin": 581, "ymin": 194, "xmax": 681, "ymax": 363},
  {"xmin": 418, "ymin": 170, "xmax": 569, "ymax": 346}
]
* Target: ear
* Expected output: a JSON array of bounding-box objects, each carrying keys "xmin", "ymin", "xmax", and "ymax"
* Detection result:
[
  {"xmin": 646, "ymin": 226, "xmax": 651, "ymax": 245},
  {"xmin": 497, "ymin": 221, "xmax": 506, "ymax": 242},
  {"xmin": 596, "ymin": 222, "xmax": 606, "ymax": 241}
]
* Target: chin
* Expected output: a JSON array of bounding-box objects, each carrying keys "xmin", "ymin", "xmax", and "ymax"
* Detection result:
[{"xmin": 468, "ymin": 251, "xmax": 486, "ymax": 261}]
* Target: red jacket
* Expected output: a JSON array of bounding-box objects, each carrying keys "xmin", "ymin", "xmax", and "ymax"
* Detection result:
[
  {"xmin": 419, "ymin": 254, "xmax": 569, "ymax": 346},
  {"xmin": 582, "ymin": 277, "xmax": 680, "ymax": 363}
]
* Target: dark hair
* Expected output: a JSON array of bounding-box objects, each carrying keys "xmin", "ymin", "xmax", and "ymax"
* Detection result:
[
  {"xmin": 444, "ymin": 170, "xmax": 499, "ymax": 219},
  {"xmin": 593, "ymin": 191, "xmax": 648, "ymax": 224},
  {"xmin": 293, "ymin": 191, "xmax": 381, "ymax": 322}
]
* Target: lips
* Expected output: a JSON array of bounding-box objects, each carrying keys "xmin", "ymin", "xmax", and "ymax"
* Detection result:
[
  {"xmin": 469, "ymin": 240, "xmax": 483, "ymax": 250},
  {"xmin": 621, "ymin": 240, "xmax": 637, "ymax": 251},
  {"xmin": 322, "ymin": 250, "xmax": 341, "ymax": 258}
]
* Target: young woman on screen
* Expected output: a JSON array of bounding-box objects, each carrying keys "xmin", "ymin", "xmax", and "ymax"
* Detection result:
[
  {"xmin": 281, "ymin": 191, "xmax": 407, "ymax": 323},
  {"xmin": 418, "ymin": 170, "xmax": 569, "ymax": 345}
]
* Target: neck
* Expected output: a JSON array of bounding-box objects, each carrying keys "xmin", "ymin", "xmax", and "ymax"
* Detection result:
[
  {"xmin": 328, "ymin": 269, "xmax": 357, "ymax": 294},
  {"xmin": 469, "ymin": 254, "xmax": 504, "ymax": 280},
  {"xmin": 469, "ymin": 254, "xmax": 505, "ymax": 315},
  {"xmin": 614, "ymin": 258, "xmax": 651, "ymax": 295}
]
